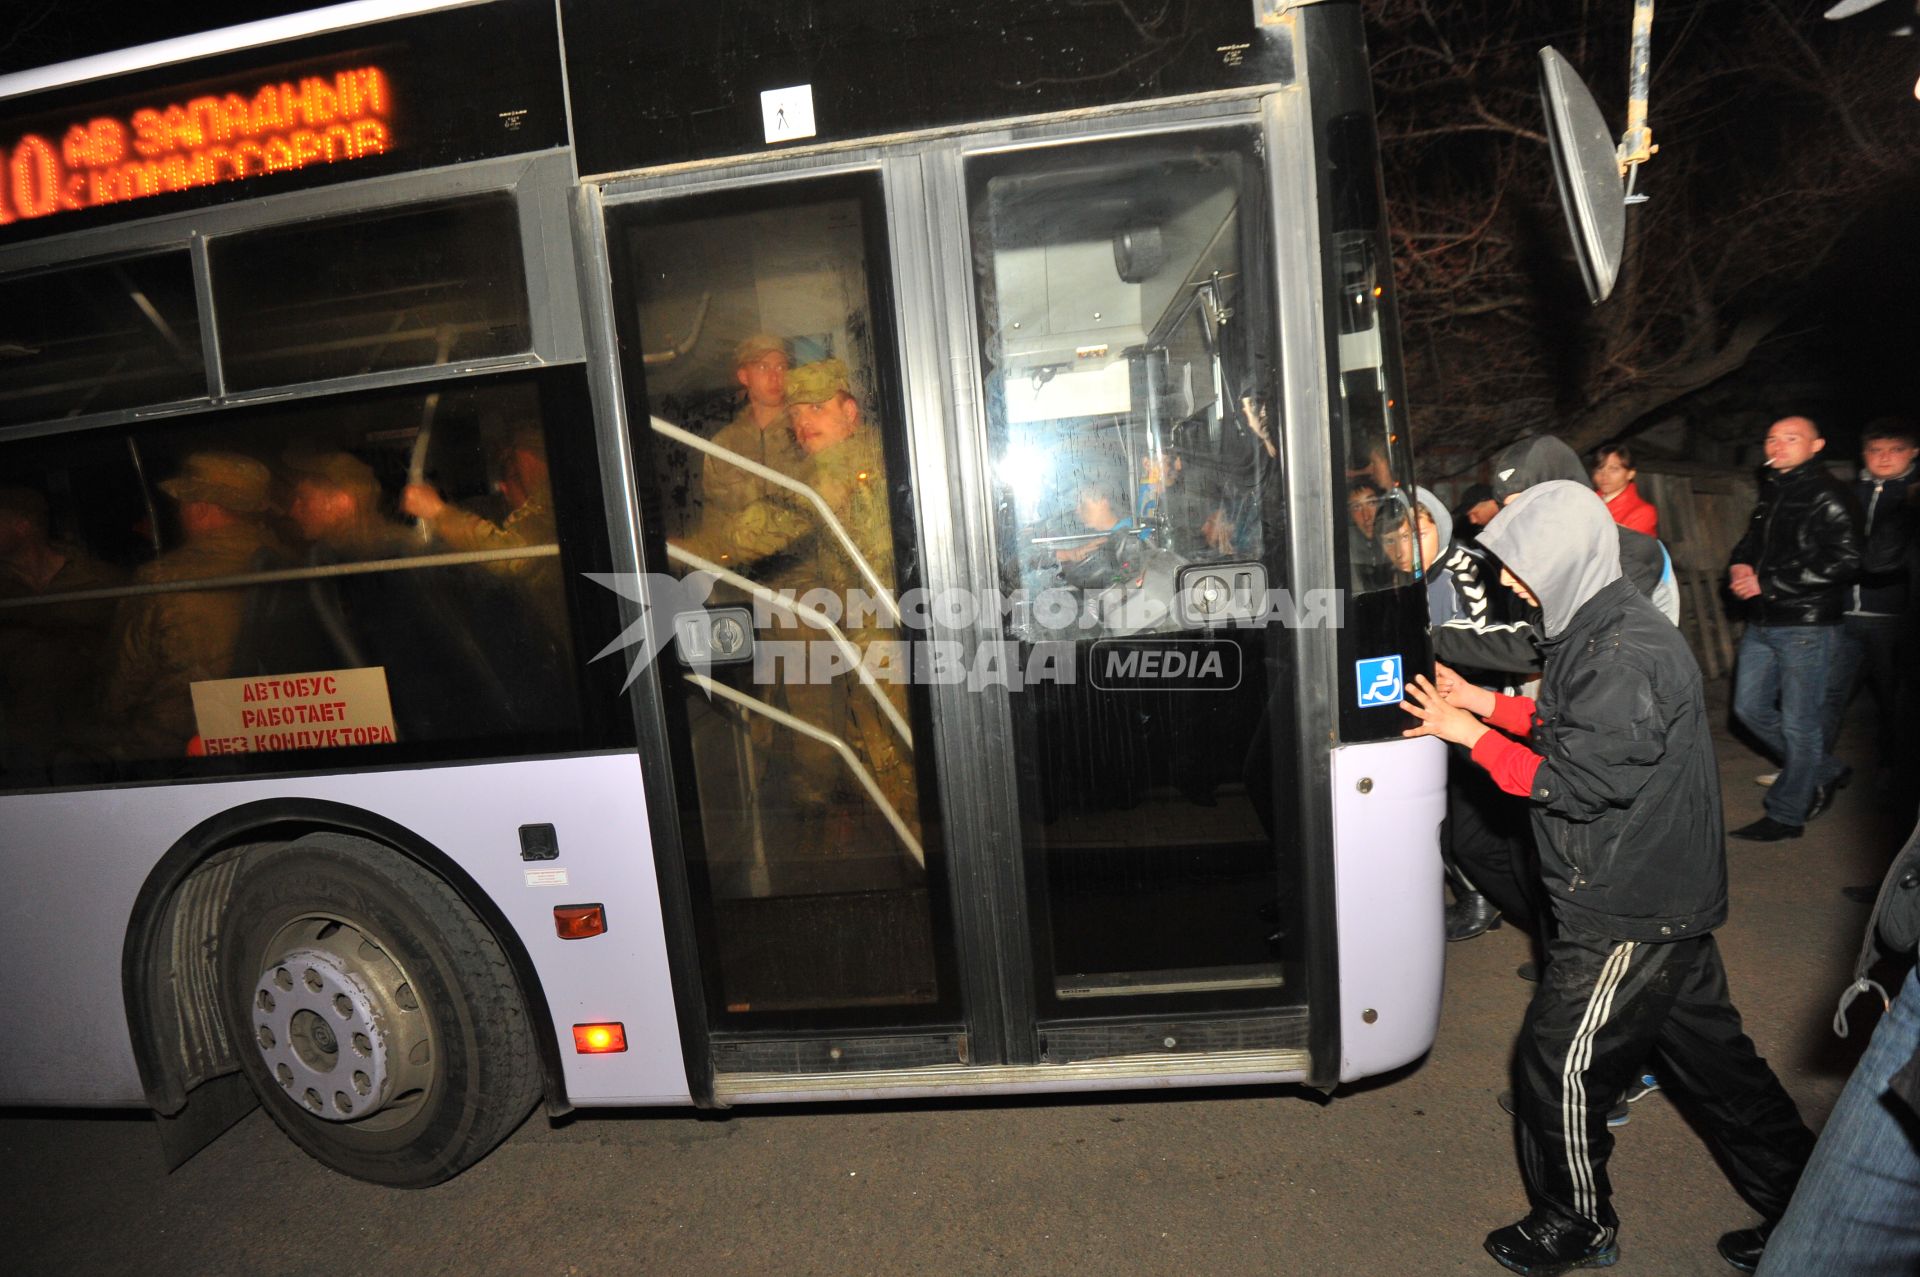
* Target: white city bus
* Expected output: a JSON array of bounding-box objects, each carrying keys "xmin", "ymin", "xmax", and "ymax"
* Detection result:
[{"xmin": 0, "ymin": 0, "xmax": 1444, "ymax": 1185}]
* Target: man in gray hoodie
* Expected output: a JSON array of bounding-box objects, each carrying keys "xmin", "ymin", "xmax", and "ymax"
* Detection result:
[{"xmin": 1403, "ymin": 481, "xmax": 1812, "ymax": 1276}]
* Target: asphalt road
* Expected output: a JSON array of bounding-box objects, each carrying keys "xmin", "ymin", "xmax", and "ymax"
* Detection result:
[{"xmin": 3, "ymin": 684, "xmax": 1907, "ymax": 1277}]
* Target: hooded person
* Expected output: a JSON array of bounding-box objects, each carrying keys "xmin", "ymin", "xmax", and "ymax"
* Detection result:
[
  {"xmin": 1388, "ymin": 484, "xmax": 1524, "ymax": 943},
  {"xmin": 1434, "ymin": 435, "xmax": 1678, "ymax": 676},
  {"xmin": 1414, "ymin": 486, "xmax": 1459, "ymax": 623},
  {"xmin": 1400, "ymin": 481, "xmax": 1814, "ymax": 1277}
]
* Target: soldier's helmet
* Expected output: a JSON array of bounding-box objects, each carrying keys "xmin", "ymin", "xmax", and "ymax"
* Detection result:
[
  {"xmin": 786, "ymin": 358, "xmax": 854, "ymax": 406},
  {"xmin": 159, "ymin": 452, "xmax": 272, "ymax": 514},
  {"xmin": 732, "ymin": 333, "xmax": 791, "ymax": 369}
]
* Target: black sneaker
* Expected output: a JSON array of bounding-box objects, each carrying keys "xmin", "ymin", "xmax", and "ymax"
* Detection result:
[
  {"xmin": 1842, "ymin": 884, "xmax": 1879, "ymax": 904},
  {"xmin": 1485, "ymin": 1212, "xmax": 1619, "ymax": 1275},
  {"xmin": 1716, "ymin": 1219, "xmax": 1775, "ymax": 1273},
  {"xmin": 1517, "ymin": 961, "xmax": 1541, "ymax": 982},
  {"xmin": 1622, "ymin": 1072, "xmax": 1660, "ymax": 1104},
  {"xmin": 1729, "ymin": 816, "xmax": 1803, "ymax": 842}
]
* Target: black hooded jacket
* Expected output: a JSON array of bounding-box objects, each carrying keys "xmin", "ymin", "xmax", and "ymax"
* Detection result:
[
  {"xmin": 1433, "ymin": 435, "xmax": 1668, "ymax": 674},
  {"xmin": 1479, "ymin": 483, "xmax": 1728, "ymax": 941},
  {"xmin": 1728, "ymin": 459, "xmax": 1862, "ymax": 626}
]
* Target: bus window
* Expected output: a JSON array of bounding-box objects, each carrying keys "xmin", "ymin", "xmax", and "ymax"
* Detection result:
[
  {"xmin": 977, "ymin": 139, "xmax": 1278, "ymax": 640},
  {"xmin": 968, "ymin": 130, "xmax": 1305, "ymax": 1014},
  {"xmin": 1328, "ymin": 108, "xmax": 1418, "ymax": 595},
  {"xmin": 208, "ymin": 194, "xmax": 531, "ymax": 392},
  {"xmin": 614, "ymin": 175, "xmax": 957, "ymax": 1026},
  {"xmin": 0, "ymin": 375, "xmax": 584, "ymax": 783},
  {"xmin": 0, "ymin": 251, "xmax": 205, "ymax": 428}
]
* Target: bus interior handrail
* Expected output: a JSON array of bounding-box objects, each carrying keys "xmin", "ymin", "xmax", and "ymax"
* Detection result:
[
  {"xmin": 683, "ymin": 671, "xmax": 924, "ymax": 869},
  {"xmin": 666, "ymin": 542, "xmax": 912, "ymax": 749},
  {"xmin": 650, "ymin": 415, "xmax": 901, "ymax": 628},
  {"xmin": 0, "ymin": 543, "xmax": 560, "ymax": 611}
]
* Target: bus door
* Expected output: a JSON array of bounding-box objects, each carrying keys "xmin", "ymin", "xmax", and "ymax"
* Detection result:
[
  {"xmin": 957, "ymin": 126, "xmax": 1312, "ymax": 1064},
  {"xmin": 604, "ymin": 170, "xmax": 974, "ymax": 1078},
  {"xmin": 602, "ymin": 122, "xmax": 1313, "ymax": 1086}
]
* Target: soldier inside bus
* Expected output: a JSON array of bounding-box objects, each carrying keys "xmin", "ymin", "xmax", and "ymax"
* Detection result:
[
  {"xmin": 399, "ymin": 427, "xmax": 575, "ymax": 734},
  {"xmin": 0, "ymin": 484, "xmax": 123, "ymax": 776},
  {"xmin": 673, "ymin": 357, "xmax": 916, "ymax": 894},
  {"xmin": 1165, "ymin": 397, "xmax": 1276, "ymax": 560},
  {"xmin": 105, "ymin": 452, "xmax": 285, "ymax": 759}
]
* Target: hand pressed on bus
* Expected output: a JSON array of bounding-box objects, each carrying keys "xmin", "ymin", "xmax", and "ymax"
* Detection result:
[
  {"xmin": 1400, "ymin": 673, "xmax": 1489, "ymax": 749},
  {"xmin": 1432, "ymin": 660, "xmax": 1496, "ymax": 719}
]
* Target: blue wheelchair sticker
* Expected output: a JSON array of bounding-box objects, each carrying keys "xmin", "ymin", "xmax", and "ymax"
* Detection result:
[{"xmin": 1355, "ymin": 655, "xmax": 1405, "ymax": 708}]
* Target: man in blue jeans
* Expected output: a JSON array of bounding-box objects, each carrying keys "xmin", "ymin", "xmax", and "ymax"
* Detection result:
[
  {"xmin": 1753, "ymin": 819, "xmax": 1920, "ymax": 1275},
  {"xmin": 1727, "ymin": 416, "xmax": 1863, "ymax": 841}
]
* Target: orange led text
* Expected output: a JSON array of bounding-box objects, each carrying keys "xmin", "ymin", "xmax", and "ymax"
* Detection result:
[{"xmin": 0, "ymin": 66, "xmax": 393, "ymax": 225}]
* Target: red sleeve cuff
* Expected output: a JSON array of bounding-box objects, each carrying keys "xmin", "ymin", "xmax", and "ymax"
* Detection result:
[
  {"xmin": 1486, "ymin": 693, "xmax": 1537, "ymax": 737},
  {"xmin": 1471, "ymin": 730, "xmax": 1545, "ymax": 797}
]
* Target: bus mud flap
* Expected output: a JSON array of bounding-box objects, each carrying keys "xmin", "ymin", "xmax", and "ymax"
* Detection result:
[{"xmin": 152, "ymin": 1071, "xmax": 258, "ymax": 1171}]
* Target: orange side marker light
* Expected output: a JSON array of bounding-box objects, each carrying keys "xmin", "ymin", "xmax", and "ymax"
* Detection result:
[
  {"xmin": 554, "ymin": 904, "xmax": 607, "ymax": 940},
  {"xmin": 573, "ymin": 1023, "xmax": 627, "ymax": 1054}
]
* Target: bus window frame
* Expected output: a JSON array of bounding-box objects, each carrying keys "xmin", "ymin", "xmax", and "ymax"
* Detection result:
[
  {"xmin": 0, "ymin": 361, "xmax": 635, "ymax": 792},
  {"xmin": 0, "ymin": 147, "xmax": 583, "ymax": 444}
]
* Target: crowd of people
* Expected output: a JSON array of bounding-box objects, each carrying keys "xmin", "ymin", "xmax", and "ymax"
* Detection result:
[{"xmin": 1397, "ymin": 418, "xmax": 1920, "ymax": 1275}]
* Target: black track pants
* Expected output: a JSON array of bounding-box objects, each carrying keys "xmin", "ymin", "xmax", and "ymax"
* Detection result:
[
  {"xmin": 1513, "ymin": 925, "xmax": 1816, "ymax": 1247},
  {"xmin": 1446, "ymin": 749, "xmax": 1540, "ymax": 930}
]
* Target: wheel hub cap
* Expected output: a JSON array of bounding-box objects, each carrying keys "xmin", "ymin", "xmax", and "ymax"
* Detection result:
[{"xmin": 251, "ymin": 947, "xmax": 392, "ymax": 1122}]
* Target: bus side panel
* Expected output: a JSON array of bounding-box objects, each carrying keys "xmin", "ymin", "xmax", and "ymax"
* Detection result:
[
  {"xmin": 0, "ymin": 754, "xmax": 691, "ymax": 1108},
  {"xmin": 1329, "ymin": 735, "xmax": 1447, "ymax": 1082}
]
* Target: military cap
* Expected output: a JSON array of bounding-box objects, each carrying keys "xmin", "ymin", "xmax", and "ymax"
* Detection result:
[
  {"xmin": 733, "ymin": 333, "xmax": 791, "ymax": 368},
  {"xmin": 786, "ymin": 358, "xmax": 854, "ymax": 406},
  {"xmin": 158, "ymin": 452, "xmax": 272, "ymax": 514},
  {"xmin": 0, "ymin": 484, "xmax": 50, "ymax": 527},
  {"xmin": 283, "ymin": 449, "xmax": 380, "ymax": 502}
]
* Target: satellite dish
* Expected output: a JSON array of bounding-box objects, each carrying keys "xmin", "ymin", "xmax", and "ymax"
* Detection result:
[{"xmin": 1539, "ymin": 47, "xmax": 1627, "ymax": 304}]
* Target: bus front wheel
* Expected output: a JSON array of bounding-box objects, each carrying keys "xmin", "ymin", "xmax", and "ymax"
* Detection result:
[{"xmin": 217, "ymin": 832, "xmax": 540, "ymax": 1186}]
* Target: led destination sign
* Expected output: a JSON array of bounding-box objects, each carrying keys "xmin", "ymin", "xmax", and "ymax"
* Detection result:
[{"xmin": 0, "ymin": 65, "xmax": 393, "ymax": 225}]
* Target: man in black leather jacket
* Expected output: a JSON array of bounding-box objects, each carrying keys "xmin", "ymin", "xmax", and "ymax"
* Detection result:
[
  {"xmin": 1820, "ymin": 420, "xmax": 1918, "ymax": 793},
  {"xmin": 1402, "ymin": 481, "xmax": 1814, "ymax": 1276},
  {"xmin": 1727, "ymin": 416, "xmax": 1863, "ymax": 841}
]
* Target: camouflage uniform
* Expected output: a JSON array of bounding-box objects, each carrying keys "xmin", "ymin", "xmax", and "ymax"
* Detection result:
[
  {"xmin": 680, "ymin": 361, "xmax": 917, "ymax": 889},
  {"xmin": 428, "ymin": 491, "xmax": 557, "ymax": 559},
  {"xmin": 105, "ymin": 452, "xmax": 282, "ymax": 760},
  {"xmin": 426, "ymin": 480, "xmax": 567, "ymax": 650},
  {"xmin": 700, "ymin": 407, "xmax": 804, "ymax": 531},
  {"xmin": 0, "ymin": 544, "xmax": 123, "ymax": 770},
  {"xmin": 107, "ymin": 521, "xmax": 281, "ymax": 759}
]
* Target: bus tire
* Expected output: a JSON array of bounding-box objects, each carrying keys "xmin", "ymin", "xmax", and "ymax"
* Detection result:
[{"xmin": 217, "ymin": 831, "xmax": 539, "ymax": 1186}]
